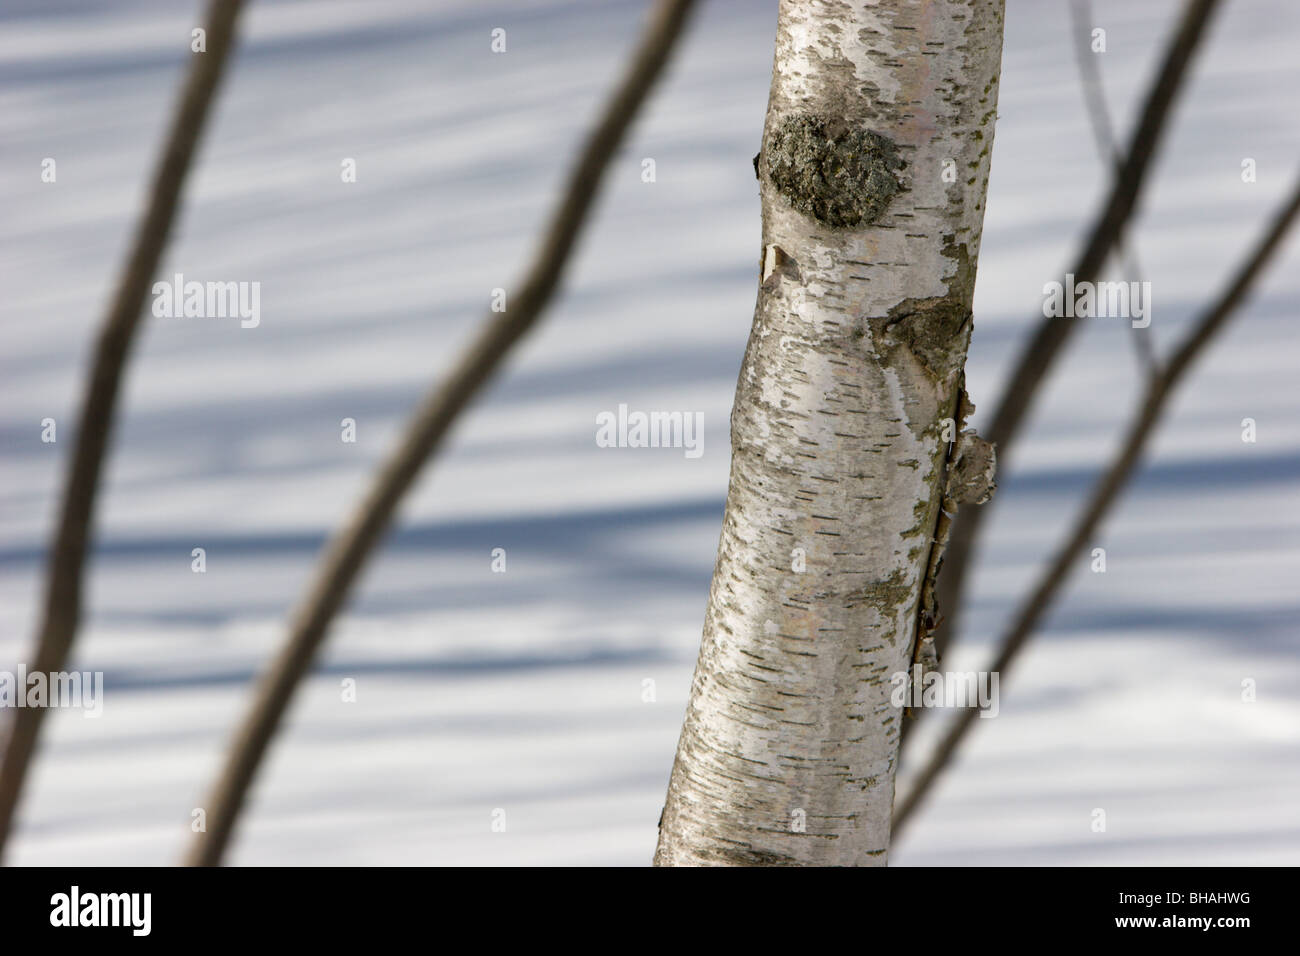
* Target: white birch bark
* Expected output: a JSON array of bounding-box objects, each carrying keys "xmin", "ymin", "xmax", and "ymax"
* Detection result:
[{"xmin": 655, "ymin": 0, "xmax": 1005, "ymax": 866}]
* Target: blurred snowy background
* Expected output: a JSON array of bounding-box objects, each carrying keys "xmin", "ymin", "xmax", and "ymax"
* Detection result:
[{"xmin": 1, "ymin": 0, "xmax": 1297, "ymax": 865}]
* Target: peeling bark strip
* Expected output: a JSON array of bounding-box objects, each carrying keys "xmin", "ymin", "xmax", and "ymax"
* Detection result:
[{"xmin": 655, "ymin": 0, "xmax": 1004, "ymax": 866}]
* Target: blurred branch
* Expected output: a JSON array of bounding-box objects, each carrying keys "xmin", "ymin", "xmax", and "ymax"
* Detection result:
[
  {"xmin": 1069, "ymin": 0, "xmax": 1121, "ymax": 164},
  {"xmin": 186, "ymin": 0, "xmax": 699, "ymax": 866},
  {"xmin": 893, "ymin": 173, "xmax": 1300, "ymax": 841},
  {"xmin": 929, "ymin": 0, "xmax": 1221, "ymax": 662},
  {"xmin": 0, "ymin": 0, "xmax": 247, "ymax": 860},
  {"xmin": 1069, "ymin": 0, "xmax": 1155, "ymax": 371}
]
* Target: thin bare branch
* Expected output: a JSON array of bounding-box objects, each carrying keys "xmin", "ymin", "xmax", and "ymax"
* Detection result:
[
  {"xmin": 186, "ymin": 0, "xmax": 699, "ymax": 867},
  {"xmin": 1069, "ymin": 0, "xmax": 1155, "ymax": 371},
  {"xmin": 893, "ymin": 172, "xmax": 1300, "ymax": 840},
  {"xmin": 931, "ymin": 0, "xmax": 1221, "ymax": 660},
  {"xmin": 1070, "ymin": 0, "xmax": 1121, "ymax": 165},
  {"xmin": 0, "ymin": 0, "xmax": 247, "ymax": 860}
]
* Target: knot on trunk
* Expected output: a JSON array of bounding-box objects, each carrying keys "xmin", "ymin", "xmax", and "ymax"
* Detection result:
[{"xmin": 765, "ymin": 114, "xmax": 904, "ymax": 228}]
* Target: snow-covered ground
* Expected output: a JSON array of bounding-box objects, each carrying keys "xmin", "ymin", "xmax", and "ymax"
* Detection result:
[{"xmin": 1, "ymin": 0, "xmax": 1297, "ymax": 865}]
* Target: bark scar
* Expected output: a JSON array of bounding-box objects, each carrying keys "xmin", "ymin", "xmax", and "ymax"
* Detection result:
[
  {"xmin": 872, "ymin": 238, "xmax": 976, "ymax": 384},
  {"xmin": 761, "ymin": 243, "xmax": 801, "ymax": 289}
]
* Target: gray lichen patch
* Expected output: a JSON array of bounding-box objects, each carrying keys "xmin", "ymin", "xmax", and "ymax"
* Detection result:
[
  {"xmin": 765, "ymin": 114, "xmax": 904, "ymax": 228},
  {"xmin": 851, "ymin": 569, "xmax": 913, "ymax": 635}
]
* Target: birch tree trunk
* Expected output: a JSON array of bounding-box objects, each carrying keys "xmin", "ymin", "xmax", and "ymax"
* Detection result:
[{"xmin": 655, "ymin": 0, "xmax": 1005, "ymax": 866}]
